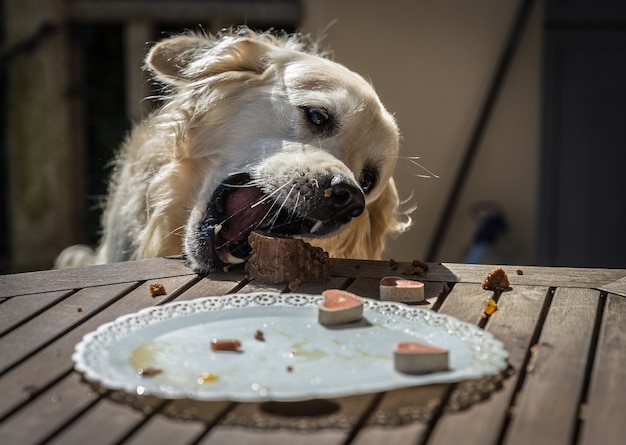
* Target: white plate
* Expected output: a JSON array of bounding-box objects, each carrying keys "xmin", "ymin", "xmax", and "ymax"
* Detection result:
[{"xmin": 73, "ymin": 292, "xmax": 508, "ymax": 402}]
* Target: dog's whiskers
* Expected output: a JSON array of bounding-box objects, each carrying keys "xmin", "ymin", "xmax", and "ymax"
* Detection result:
[
  {"xmin": 267, "ymin": 183, "xmax": 296, "ymax": 231},
  {"xmin": 257, "ymin": 198, "xmax": 283, "ymax": 232},
  {"xmin": 250, "ymin": 179, "xmax": 293, "ymax": 208},
  {"xmin": 261, "ymin": 185, "xmax": 298, "ymax": 233},
  {"xmin": 398, "ymin": 155, "xmax": 440, "ymax": 179},
  {"xmin": 288, "ymin": 190, "xmax": 301, "ymax": 223},
  {"xmin": 217, "ymin": 176, "xmax": 262, "ymax": 188},
  {"xmin": 155, "ymin": 225, "xmax": 187, "ymax": 247}
]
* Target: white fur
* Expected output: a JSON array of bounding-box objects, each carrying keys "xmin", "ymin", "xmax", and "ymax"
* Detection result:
[{"xmin": 56, "ymin": 28, "xmax": 411, "ymax": 272}]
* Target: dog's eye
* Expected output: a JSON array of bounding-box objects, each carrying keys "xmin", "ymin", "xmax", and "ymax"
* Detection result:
[
  {"xmin": 305, "ymin": 107, "xmax": 330, "ymax": 127},
  {"xmin": 360, "ymin": 170, "xmax": 378, "ymax": 194}
]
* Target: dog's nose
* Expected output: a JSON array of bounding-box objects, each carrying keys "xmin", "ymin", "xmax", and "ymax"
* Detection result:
[{"xmin": 328, "ymin": 174, "xmax": 365, "ymax": 222}]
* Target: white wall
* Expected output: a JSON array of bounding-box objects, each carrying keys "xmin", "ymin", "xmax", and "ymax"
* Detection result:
[{"xmin": 300, "ymin": 0, "xmax": 541, "ymax": 265}]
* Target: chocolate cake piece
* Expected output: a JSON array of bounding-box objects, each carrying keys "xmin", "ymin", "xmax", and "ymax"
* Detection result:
[
  {"xmin": 482, "ymin": 267, "xmax": 511, "ymax": 291},
  {"xmin": 245, "ymin": 231, "xmax": 330, "ymax": 284}
]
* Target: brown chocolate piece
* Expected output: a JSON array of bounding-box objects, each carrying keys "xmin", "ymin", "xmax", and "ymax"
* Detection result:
[
  {"xmin": 137, "ymin": 367, "xmax": 163, "ymax": 377},
  {"xmin": 401, "ymin": 258, "xmax": 429, "ymax": 275},
  {"xmin": 245, "ymin": 231, "xmax": 330, "ymax": 284},
  {"xmin": 149, "ymin": 282, "xmax": 167, "ymax": 297},
  {"xmin": 211, "ymin": 339, "xmax": 242, "ymax": 352},
  {"xmin": 482, "ymin": 267, "xmax": 511, "ymax": 291}
]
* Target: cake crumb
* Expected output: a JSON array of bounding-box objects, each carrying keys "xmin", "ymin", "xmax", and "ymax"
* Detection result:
[
  {"xmin": 211, "ymin": 339, "xmax": 242, "ymax": 352},
  {"xmin": 137, "ymin": 367, "xmax": 163, "ymax": 377},
  {"xmin": 288, "ymin": 278, "xmax": 302, "ymax": 291},
  {"xmin": 149, "ymin": 282, "xmax": 167, "ymax": 297},
  {"xmin": 254, "ymin": 330, "xmax": 265, "ymax": 341},
  {"xmin": 403, "ymin": 259, "xmax": 429, "ymax": 276},
  {"xmin": 482, "ymin": 267, "xmax": 510, "ymax": 291}
]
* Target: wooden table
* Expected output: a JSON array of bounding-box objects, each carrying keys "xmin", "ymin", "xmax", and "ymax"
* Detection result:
[{"xmin": 1, "ymin": 257, "xmax": 625, "ymax": 445}]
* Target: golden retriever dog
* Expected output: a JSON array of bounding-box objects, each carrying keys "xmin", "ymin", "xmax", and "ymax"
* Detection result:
[{"xmin": 56, "ymin": 27, "xmax": 411, "ymax": 274}]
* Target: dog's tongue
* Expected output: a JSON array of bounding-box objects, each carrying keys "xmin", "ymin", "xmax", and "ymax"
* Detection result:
[{"xmin": 220, "ymin": 187, "xmax": 270, "ymax": 243}]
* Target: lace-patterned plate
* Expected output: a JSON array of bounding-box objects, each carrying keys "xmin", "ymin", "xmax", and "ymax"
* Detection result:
[{"xmin": 73, "ymin": 293, "xmax": 508, "ymax": 402}]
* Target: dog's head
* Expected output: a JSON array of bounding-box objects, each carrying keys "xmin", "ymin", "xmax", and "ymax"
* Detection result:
[{"xmin": 146, "ymin": 29, "xmax": 407, "ymax": 273}]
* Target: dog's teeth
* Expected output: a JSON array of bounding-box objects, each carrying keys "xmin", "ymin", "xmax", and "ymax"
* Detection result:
[
  {"xmin": 310, "ymin": 220, "xmax": 324, "ymax": 234},
  {"xmin": 223, "ymin": 252, "xmax": 245, "ymax": 265},
  {"xmin": 213, "ymin": 224, "xmax": 223, "ymax": 236}
]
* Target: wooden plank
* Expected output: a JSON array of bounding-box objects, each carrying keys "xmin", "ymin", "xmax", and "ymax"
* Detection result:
[
  {"xmin": 0, "ymin": 282, "xmax": 134, "ymax": 374},
  {"xmin": 579, "ymin": 293, "xmax": 626, "ymax": 445},
  {"xmin": 0, "ymin": 276, "xmax": 197, "ymax": 419},
  {"xmin": 331, "ymin": 259, "xmax": 437, "ymax": 281},
  {"xmin": 353, "ymin": 384, "xmax": 450, "ymax": 445},
  {"xmin": 175, "ymin": 268, "xmax": 348, "ymax": 301},
  {"xmin": 159, "ymin": 398, "xmax": 233, "ymax": 424},
  {"xmin": 354, "ymin": 423, "xmax": 434, "ymax": 445},
  {"xmin": 599, "ymin": 275, "xmax": 626, "ymax": 298},
  {"xmin": 288, "ymin": 276, "xmax": 352, "ymax": 295},
  {"xmin": 50, "ymin": 398, "xmax": 229, "ymax": 445},
  {"xmin": 238, "ymin": 280, "xmax": 289, "ymax": 293},
  {"xmin": 435, "ymin": 282, "xmax": 489, "ymax": 324},
  {"xmin": 0, "ymin": 290, "xmax": 71, "ymax": 335},
  {"xmin": 200, "ymin": 428, "xmax": 343, "ymax": 445},
  {"xmin": 503, "ymin": 288, "xmax": 599, "ymax": 445},
  {"xmin": 201, "ymin": 395, "xmax": 377, "ymax": 445},
  {"xmin": 122, "ymin": 413, "xmax": 208, "ymax": 445},
  {"xmin": 441, "ymin": 264, "xmax": 624, "ymax": 291},
  {"xmin": 0, "ymin": 372, "xmax": 96, "ymax": 444},
  {"xmin": 44, "ymin": 398, "xmax": 146, "ymax": 445},
  {"xmin": 170, "ymin": 270, "xmax": 249, "ymax": 301},
  {"xmin": 331, "ymin": 259, "xmax": 626, "ymax": 291},
  {"xmin": 5, "ymin": 259, "xmax": 623, "ymax": 299},
  {"xmin": 346, "ymin": 277, "xmax": 380, "ymax": 299},
  {"xmin": 237, "ymin": 276, "xmax": 349, "ymax": 295},
  {"xmin": 0, "ymin": 257, "xmax": 194, "ymax": 298},
  {"xmin": 426, "ymin": 285, "xmax": 550, "ymax": 445}
]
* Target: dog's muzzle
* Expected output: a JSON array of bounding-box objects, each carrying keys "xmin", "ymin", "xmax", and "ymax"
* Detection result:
[{"xmin": 191, "ymin": 172, "xmax": 365, "ymax": 273}]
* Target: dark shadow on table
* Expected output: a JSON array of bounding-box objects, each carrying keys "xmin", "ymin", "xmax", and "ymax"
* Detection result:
[{"xmin": 85, "ymin": 364, "xmax": 512, "ymax": 431}]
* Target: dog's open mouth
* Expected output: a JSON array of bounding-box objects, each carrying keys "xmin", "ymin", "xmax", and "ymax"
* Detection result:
[{"xmin": 201, "ymin": 172, "xmax": 357, "ymax": 268}]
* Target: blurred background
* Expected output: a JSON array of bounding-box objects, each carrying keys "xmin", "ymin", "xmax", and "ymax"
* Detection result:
[{"xmin": 2, "ymin": 0, "xmax": 625, "ymax": 273}]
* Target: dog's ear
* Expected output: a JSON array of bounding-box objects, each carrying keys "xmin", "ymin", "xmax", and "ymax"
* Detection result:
[
  {"xmin": 147, "ymin": 34, "xmax": 271, "ymax": 85},
  {"xmin": 146, "ymin": 35, "xmax": 203, "ymax": 82}
]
